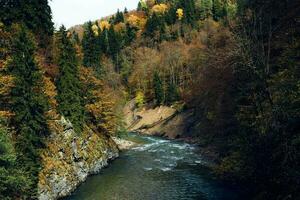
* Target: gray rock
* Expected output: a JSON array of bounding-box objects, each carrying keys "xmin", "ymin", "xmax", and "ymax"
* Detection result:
[{"xmin": 38, "ymin": 117, "xmax": 119, "ymax": 200}]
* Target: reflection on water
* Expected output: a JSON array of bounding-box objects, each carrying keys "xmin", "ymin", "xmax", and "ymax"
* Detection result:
[{"xmin": 65, "ymin": 134, "xmax": 245, "ymax": 200}]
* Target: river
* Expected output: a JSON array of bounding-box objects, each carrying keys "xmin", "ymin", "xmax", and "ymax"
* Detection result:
[{"xmin": 65, "ymin": 134, "xmax": 246, "ymax": 200}]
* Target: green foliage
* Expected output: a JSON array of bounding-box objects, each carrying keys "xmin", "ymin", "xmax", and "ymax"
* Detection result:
[
  {"xmin": 125, "ymin": 23, "xmax": 138, "ymax": 45},
  {"xmin": 153, "ymin": 72, "xmax": 164, "ymax": 105},
  {"xmin": 165, "ymin": 6, "xmax": 177, "ymax": 25},
  {"xmin": 165, "ymin": 81, "xmax": 179, "ymax": 105},
  {"xmin": 114, "ymin": 9, "xmax": 125, "ymax": 24},
  {"xmin": 0, "ymin": 119, "xmax": 28, "ymax": 200},
  {"xmin": 99, "ymin": 28, "xmax": 110, "ymax": 55},
  {"xmin": 8, "ymin": 26, "xmax": 49, "ymax": 197},
  {"xmin": 212, "ymin": 0, "xmax": 226, "ymax": 21},
  {"xmin": 56, "ymin": 26, "xmax": 86, "ymax": 134},
  {"xmin": 144, "ymin": 13, "xmax": 167, "ymax": 45},
  {"xmin": 199, "ymin": 0, "xmax": 213, "ymax": 19},
  {"xmin": 108, "ymin": 25, "xmax": 122, "ymax": 72},
  {"xmin": 137, "ymin": 0, "xmax": 148, "ymax": 11},
  {"xmin": 135, "ymin": 91, "xmax": 145, "ymax": 108},
  {"xmin": 178, "ymin": 0, "xmax": 196, "ymax": 25},
  {"xmin": 82, "ymin": 21, "xmax": 102, "ymax": 69},
  {"xmin": 0, "ymin": 0, "xmax": 54, "ymax": 45}
]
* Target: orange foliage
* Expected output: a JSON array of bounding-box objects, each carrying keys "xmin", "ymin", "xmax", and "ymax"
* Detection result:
[
  {"xmin": 43, "ymin": 76, "xmax": 58, "ymax": 119},
  {"xmin": 79, "ymin": 67, "xmax": 117, "ymax": 135},
  {"xmin": 152, "ymin": 4, "xmax": 168, "ymax": 14},
  {"xmin": 114, "ymin": 22, "xmax": 126, "ymax": 32},
  {"xmin": 99, "ymin": 20, "xmax": 110, "ymax": 31}
]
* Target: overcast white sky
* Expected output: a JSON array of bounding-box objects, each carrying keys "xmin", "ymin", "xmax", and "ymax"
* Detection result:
[{"xmin": 50, "ymin": 0, "xmax": 140, "ymax": 28}]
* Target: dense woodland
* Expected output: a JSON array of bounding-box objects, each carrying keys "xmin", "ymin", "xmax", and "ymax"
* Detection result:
[{"xmin": 0, "ymin": 0, "xmax": 299, "ymax": 199}]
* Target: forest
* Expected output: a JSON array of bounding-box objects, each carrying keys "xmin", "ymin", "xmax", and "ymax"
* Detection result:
[{"xmin": 0, "ymin": 0, "xmax": 299, "ymax": 199}]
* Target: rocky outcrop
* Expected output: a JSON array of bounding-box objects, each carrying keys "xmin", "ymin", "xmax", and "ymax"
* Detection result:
[
  {"xmin": 124, "ymin": 100, "xmax": 195, "ymax": 139},
  {"xmin": 38, "ymin": 117, "xmax": 119, "ymax": 200},
  {"xmin": 112, "ymin": 137, "xmax": 138, "ymax": 150}
]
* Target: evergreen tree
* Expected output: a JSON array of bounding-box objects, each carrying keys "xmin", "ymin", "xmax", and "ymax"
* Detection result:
[
  {"xmin": 82, "ymin": 21, "xmax": 102, "ymax": 70},
  {"xmin": 125, "ymin": 23, "xmax": 137, "ymax": 45},
  {"xmin": 114, "ymin": 9, "xmax": 125, "ymax": 24},
  {"xmin": 165, "ymin": 81, "xmax": 179, "ymax": 105},
  {"xmin": 165, "ymin": 6, "xmax": 177, "ymax": 25},
  {"xmin": 144, "ymin": 12, "xmax": 167, "ymax": 44},
  {"xmin": 0, "ymin": 118, "xmax": 27, "ymax": 199},
  {"xmin": 153, "ymin": 72, "xmax": 164, "ymax": 105},
  {"xmin": 137, "ymin": 1, "xmax": 143, "ymax": 11},
  {"xmin": 0, "ymin": 0, "xmax": 54, "ymax": 42},
  {"xmin": 71, "ymin": 30, "xmax": 80, "ymax": 45},
  {"xmin": 56, "ymin": 26, "xmax": 86, "ymax": 133},
  {"xmin": 213, "ymin": 0, "xmax": 226, "ymax": 21},
  {"xmin": 124, "ymin": 7, "xmax": 129, "ymax": 14},
  {"xmin": 108, "ymin": 25, "xmax": 122, "ymax": 72},
  {"xmin": 178, "ymin": 0, "xmax": 196, "ymax": 25},
  {"xmin": 200, "ymin": 0, "xmax": 213, "ymax": 19},
  {"xmin": 8, "ymin": 26, "xmax": 49, "ymax": 197},
  {"xmin": 99, "ymin": 28, "xmax": 110, "ymax": 55}
]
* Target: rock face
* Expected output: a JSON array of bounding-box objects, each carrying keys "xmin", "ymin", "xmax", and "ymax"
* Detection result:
[
  {"xmin": 112, "ymin": 137, "xmax": 137, "ymax": 150},
  {"xmin": 124, "ymin": 100, "xmax": 195, "ymax": 139},
  {"xmin": 38, "ymin": 117, "xmax": 119, "ymax": 200}
]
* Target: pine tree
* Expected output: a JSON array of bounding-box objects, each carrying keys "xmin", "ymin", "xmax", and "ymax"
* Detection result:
[
  {"xmin": 108, "ymin": 25, "xmax": 122, "ymax": 72},
  {"xmin": 153, "ymin": 72, "xmax": 164, "ymax": 105},
  {"xmin": 165, "ymin": 81, "xmax": 179, "ymax": 105},
  {"xmin": 137, "ymin": 1, "xmax": 143, "ymax": 11},
  {"xmin": 71, "ymin": 30, "xmax": 80, "ymax": 45},
  {"xmin": 124, "ymin": 7, "xmax": 129, "ymax": 14},
  {"xmin": 0, "ymin": 118, "xmax": 27, "ymax": 199},
  {"xmin": 82, "ymin": 21, "xmax": 102, "ymax": 70},
  {"xmin": 178, "ymin": 0, "xmax": 196, "ymax": 25},
  {"xmin": 8, "ymin": 26, "xmax": 49, "ymax": 197},
  {"xmin": 0, "ymin": 0, "xmax": 54, "ymax": 43},
  {"xmin": 213, "ymin": 0, "xmax": 226, "ymax": 21},
  {"xmin": 56, "ymin": 26, "xmax": 86, "ymax": 133},
  {"xmin": 144, "ymin": 12, "xmax": 167, "ymax": 44},
  {"xmin": 99, "ymin": 28, "xmax": 110, "ymax": 55},
  {"xmin": 200, "ymin": 0, "xmax": 213, "ymax": 19},
  {"xmin": 114, "ymin": 9, "xmax": 125, "ymax": 24},
  {"xmin": 165, "ymin": 6, "xmax": 177, "ymax": 25},
  {"xmin": 125, "ymin": 23, "xmax": 137, "ymax": 45}
]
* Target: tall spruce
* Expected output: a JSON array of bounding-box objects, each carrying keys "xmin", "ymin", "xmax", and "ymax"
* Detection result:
[
  {"xmin": 8, "ymin": 26, "xmax": 49, "ymax": 197},
  {"xmin": 165, "ymin": 81, "xmax": 179, "ymax": 105},
  {"xmin": 56, "ymin": 26, "xmax": 86, "ymax": 133},
  {"xmin": 178, "ymin": 0, "xmax": 196, "ymax": 25},
  {"xmin": 0, "ymin": 0, "xmax": 54, "ymax": 45},
  {"xmin": 125, "ymin": 23, "xmax": 137, "ymax": 45},
  {"xmin": 114, "ymin": 9, "xmax": 125, "ymax": 24},
  {"xmin": 99, "ymin": 28, "xmax": 110, "ymax": 55},
  {"xmin": 108, "ymin": 25, "xmax": 122, "ymax": 72},
  {"xmin": 82, "ymin": 21, "xmax": 102, "ymax": 70},
  {"xmin": 153, "ymin": 72, "xmax": 164, "ymax": 105},
  {"xmin": 200, "ymin": 0, "xmax": 213, "ymax": 19},
  {"xmin": 144, "ymin": 12, "xmax": 167, "ymax": 45},
  {"xmin": 0, "ymin": 118, "xmax": 27, "ymax": 199}
]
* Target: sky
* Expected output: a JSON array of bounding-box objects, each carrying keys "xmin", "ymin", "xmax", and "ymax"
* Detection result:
[{"xmin": 50, "ymin": 0, "xmax": 140, "ymax": 28}]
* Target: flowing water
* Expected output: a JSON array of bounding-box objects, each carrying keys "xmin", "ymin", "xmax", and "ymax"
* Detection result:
[{"xmin": 65, "ymin": 134, "xmax": 246, "ymax": 200}]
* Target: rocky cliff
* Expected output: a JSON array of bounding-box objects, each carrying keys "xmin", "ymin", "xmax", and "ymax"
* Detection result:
[
  {"xmin": 124, "ymin": 100, "xmax": 195, "ymax": 139},
  {"xmin": 38, "ymin": 117, "xmax": 119, "ymax": 200}
]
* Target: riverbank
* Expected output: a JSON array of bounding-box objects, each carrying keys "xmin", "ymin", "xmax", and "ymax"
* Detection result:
[
  {"xmin": 124, "ymin": 100, "xmax": 196, "ymax": 139},
  {"xmin": 38, "ymin": 117, "xmax": 119, "ymax": 200},
  {"xmin": 123, "ymin": 101, "xmax": 222, "ymax": 164}
]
